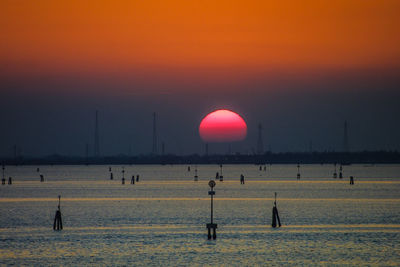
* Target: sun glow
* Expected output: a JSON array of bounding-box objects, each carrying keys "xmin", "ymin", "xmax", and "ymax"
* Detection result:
[{"xmin": 199, "ymin": 109, "xmax": 247, "ymax": 142}]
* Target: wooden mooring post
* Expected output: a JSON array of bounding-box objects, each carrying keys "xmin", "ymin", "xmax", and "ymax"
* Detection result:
[
  {"xmin": 206, "ymin": 180, "xmax": 217, "ymax": 240},
  {"xmin": 240, "ymin": 174, "xmax": 245, "ymax": 184},
  {"xmin": 194, "ymin": 165, "xmax": 198, "ymax": 181},
  {"xmin": 297, "ymin": 164, "xmax": 301, "ymax": 179},
  {"xmin": 333, "ymin": 163, "xmax": 337, "ymax": 178},
  {"xmin": 271, "ymin": 192, "xmax": 281, "ymax": 228},
  {"xmin": 2, "ymin": 164, "xmax": 5, "ymax": 185},
  {"xmin": 53, "ymin": 195, "xmax": 63, "ymax": 231}
]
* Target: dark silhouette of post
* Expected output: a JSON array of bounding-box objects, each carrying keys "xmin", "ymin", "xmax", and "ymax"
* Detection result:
[
  {"xmin": 207, "ymin": 180, "xmax": 217, "ymax": 240},
  {"xmin": 110, "ymin": 172, "xmax": 113, "ymax": 180},
  {"xmin": 271, "ymin": 192, "xmax": 281, "ymax": 228},
  {"xmin": 131, "ymin": 175, "xmax": 135, "ymax": 184},
  {"xmin": 2, "ymin": 164, "xmax": 5, "ymax": 185},
  {"xmin": 37, "ymin": 167, "xmax": 40, "ymax": 172},
  {"xmin": 187, "ymin": 166, "xmax": 191, "ymax": 172},
  {"xmin": 8, "ymin": 177, "xmax": 12, "ymax": 185},
  {"xmin": 40, "ymin": 174, "xmax": 44, "ymax": 182},
  {"xmin": 350, "ymin": 176, "xmax": 354, "ymax": 185},
  {"xmin": 53, "ymin": 195, "xmax": 63, "ymax": 231},
  {"xmin": 109, "ymin": 166, "xmax": 112, "ymax": 172},
  {"xmin": 136, "ymin": 175, "xmax": 139, "ymax": 182},
  {"xmin": 333, "ymin": 163, "xmax": 337, "ymax": 178},
  {"xmin": 85, "ymin": 143, "xmax": 89, "ymax": 165},
  {"xmin": 219, "ymin": 164, "xmax": 223, "ymax": 181},
  {"xmin": 297, "ymin": 164, "xmax": 301, "ymax": 179},
  {"xmin": 121, "ymin": 167, "xmax": 125, "ymax": 184},
  {"xmin": 194, "ymin": 165, "xmax": 198, "ymax": 181},
  {"xmin": 339, "ymin": 164, "xmax": 343, "ymax": 178},
  {"xmin": 240, "ymin": 174, "xmax": 245, "ymax": 184},
  {"xmin": 94, "ymin": 110, "xmax": 100, "ymax": 158},
  {"xmin": 152, "ymin": 112, "xmax": 158, "ymax": 154}
]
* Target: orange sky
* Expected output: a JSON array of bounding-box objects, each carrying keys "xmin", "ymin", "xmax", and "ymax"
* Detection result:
[{"xmin": 1, "ymin": 0, "xmax": 400, "ymax": 81}]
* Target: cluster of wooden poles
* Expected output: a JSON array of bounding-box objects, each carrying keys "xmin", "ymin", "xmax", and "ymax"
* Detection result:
[
  {"xmin": 189, "ymin": 163, "xmax": 355, "ymax": 185},
  {"xmin": 206, "ymin": 180, "xmax": 281, "ymax": 240},
  {"xmin": 1, "ymin": 163, "xmax": 356, "ymax": 238},
  {"xmin": 108, "ymin": 166, "xmax": 140, "ymax": 185},
  {"xmin": 51, "ymin": 182, "xmax": 282, "ymax": 240}
]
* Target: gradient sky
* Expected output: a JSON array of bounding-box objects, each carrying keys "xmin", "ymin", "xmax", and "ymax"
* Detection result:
[{"xmin": 1, "ymin": 0, "xmax": 400, "ymax": 156}]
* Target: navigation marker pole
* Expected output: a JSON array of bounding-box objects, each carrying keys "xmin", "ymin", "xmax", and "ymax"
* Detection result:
[{"xmin": 207, "ymin": 180, "xmax": 217, "ymax": 240}]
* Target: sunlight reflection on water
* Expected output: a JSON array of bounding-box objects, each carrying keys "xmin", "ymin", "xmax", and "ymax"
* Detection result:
[{"xmin": 0, "ymin": 164, "xmax": 399, "ymax": 266}]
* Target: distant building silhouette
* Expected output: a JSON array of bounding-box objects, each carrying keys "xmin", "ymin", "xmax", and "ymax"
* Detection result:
[
  {"xmin": 152, "ymin": 112, "xmax": 158, "ymax": 154},
  {"xmin": 13, "ymin": 145, "xmax": 17, "ymax": 161},
  {"xmin": 343, "ymin": 121, "xmax": 349, "ymax": 152},
  {"xmin": 12, "ymin": 145, "xmax": 22, "ymax": 164},
  {"xmin": 94, "ymin": 110, "xmax": 100, "ymax": 157},
  {"xmin": 85, "ymin": 143, "xmax": 89, "ymax": 162},
  {"xmin": 257, "ymin": 124, "xmax": 264, "ymax": 155}
]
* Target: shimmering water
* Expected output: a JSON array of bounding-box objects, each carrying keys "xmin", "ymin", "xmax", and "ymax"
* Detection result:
[{"xmin": 1, "ymin": 164, "xmax": 399, "ymax": 266}]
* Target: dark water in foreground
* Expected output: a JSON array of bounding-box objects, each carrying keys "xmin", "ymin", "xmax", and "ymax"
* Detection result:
[{"xmin": 0, "ymin": 164, "xmax": 399, "ymax": 266}]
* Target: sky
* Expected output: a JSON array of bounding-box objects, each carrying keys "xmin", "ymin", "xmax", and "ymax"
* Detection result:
[{"xmin": 1, "ymin": 0, "xmax": 400, "ymax": 157}]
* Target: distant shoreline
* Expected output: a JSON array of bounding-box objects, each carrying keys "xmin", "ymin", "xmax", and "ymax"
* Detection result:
[{"xmin": 1, "ymin": 151, "xmax": 400, "ymax": 165}]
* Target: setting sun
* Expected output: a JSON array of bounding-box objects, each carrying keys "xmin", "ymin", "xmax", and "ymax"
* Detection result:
[{"xmin": 199, "ymin": 109, "xmax": 247, "ymax": 142}]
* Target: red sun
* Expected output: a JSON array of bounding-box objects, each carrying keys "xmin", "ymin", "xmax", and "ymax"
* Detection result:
[{"xmin": 199, "ymin": 109, "xmax": 247, "ymax": 143}]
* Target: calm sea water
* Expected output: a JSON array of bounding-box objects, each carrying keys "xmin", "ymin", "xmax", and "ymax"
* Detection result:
[{"xmin": 0, "ymin": 164, "xmax": 399, "ymax": 266}]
